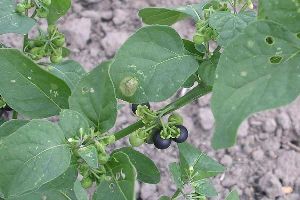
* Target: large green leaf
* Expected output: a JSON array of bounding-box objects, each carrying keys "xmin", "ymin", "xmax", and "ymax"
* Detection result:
[
  {"xmin": 225, "ymin": 190, "xmax": 239, "ymax": 200},
  {"xmin": 258, "ymin": 0, "xmax": 300, "ymax": 33},
  {"xmin": 0, "ymin": 120, "xmax": 71, "ymax": 198},
  {"xmin": 115, "ymin": 147, "xmax": 160, "ymax": 184},
  {"xmin": 47, "ymin": 0, "xmax": 71, "ymax": 24},
  {"xmin": 74, "ymin": 180, "xmax": 89, "ymax": 200},
  {"xmin": 0, "ymin": 120, "xmax": 29, "ymax": 139},
  {"xmin": 47, "ymin": 60, "xmax": 86, "ymax": 91},
  {"xmin": 78, "ymin": 145, "xmax": 98, "ymax": 169},
  {"xmin": 0, "ymin": 49, "xmax": 71, "ymax": 118},
  {"xmin": 59, "ymin": 109, "xmax": 90, "ymax": 138},
  {"xmin": 69, "ymin": 61, "xmax": 117, "ymax": 132},
  {"xmin": 110, "ymin": 25, "xmax": 199, "ymax": 103},
  {"xmin": 0, "ymin": 0, "xmax": 35, "ymax": 35},
  {"xmin": 138, "ymin": 4, "xmax": 206, "ymax": 25},
  {"xmin": 178, "ymin": 143, "xmax": 225, "ymax": 181},
  {"xmin": 211, "ymin": 20, "xmax": 300, "ymax": 149},
  {"xmin": 8, "ymin": 166, "xmax": 78, "ymax": 200},
  {"xmin": 209, "ymin": 11, "xmax": 256, "ymax": 47},
  {"xmin": 93, "ymin": 152, "xmax": 137, "ymax": 200}
]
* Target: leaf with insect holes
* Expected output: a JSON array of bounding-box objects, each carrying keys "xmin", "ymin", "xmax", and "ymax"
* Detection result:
[
  {"xmin": 9, "ymin": 166, "xmax": 78, "ymax": 200},
  {"xmin": 69, "ymin": 61, "xmax": 117, "ymax": 132},
  {"xmin": 109, "ymin": 25, "xmax": 199, "ymax": 103},
  {"xmin": 0, "ymin": 120, "xmax": 29, "ymax": 139},
  {"xmin": 0, "ymin": 0, "xmax": 35, "ymax": 35},
  {"xmin": 93, "ymin": 152, "xmax": 137, "ymax": 200},
  {"xmin": 211, "ymin": 20, "xmax": 300, "ymax": 149},
  {"xmin": 74, "ymin": 180, "xmax": 89, "ymax": 200},
  {"xmin": 115, "ymin": 147, "xmax": 160, "ymax": 184},
  {"xmin": 225, "ymin": 190, "xmax": 239, "ymax": 200},
  {"xmin": 209, "ymin": 11, "xmax": 256, "ymax": 47},
  {"xmin": 0, "ymin": 120, "xmax": 71, "ymax": 198},
  {"xmin": 78, "ymin": 146, "xmax": 98, "ymax": 169},
  {"xmin": 47, "ymin": 0, "xmax": 71, "ymax": 24},
  {"xmin": 178, "ymin": 143, "xmax": 225, "ymax": 182},
  {"xmin": 47, "ymin": 60, "xmax": 86, "ymax": 92},
  {"xmin": 59, "ymin": 109, "xmax": 90, "ymax": 138},
  {"xmin": 0, "ymin": 49, "xmax": 71, "ymax": 118},
  {"xmin": 258, "ymin": 0, "xmax": 300, "ymax": 33}
]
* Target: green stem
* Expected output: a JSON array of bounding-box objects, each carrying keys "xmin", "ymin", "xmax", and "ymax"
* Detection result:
[
  {"xmin": 113, "ymin": 84, "xmax": 212, "ymax": 141},
  {"xmin": 171, "ymin": 189, "xmax": 182, "ymax": 199},
  {"xmin": 12, "ymin": 111, "xmax": 18, "ymax": 119},
  {"xmin": 233, "ymin": 0, "xmax": 237, "ymax": 14}
]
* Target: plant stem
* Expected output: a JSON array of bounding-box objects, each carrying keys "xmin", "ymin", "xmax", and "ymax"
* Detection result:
[
  {"xmin": 113, "ymin": 83, "xmax": 212, "ymax": 141},
  {"xmin": 171, "ymin": 189, "xmax": 182, "ymax": 199},
  {"xmin": 12, "ymin": 111, "xmax": 18, "ymax": 119},
  {"xmin": 23, "ymin": 0, "xmax": 29, "ymax": 52},
  {"xmin": 233, "ymin": 0, "xmax": 237, "ymax": 14}
]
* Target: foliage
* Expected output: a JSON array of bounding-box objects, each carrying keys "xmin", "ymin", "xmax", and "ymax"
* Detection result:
[{"xmin": 0, "ymin": 0, "xmax": 299, "ymax": 199}]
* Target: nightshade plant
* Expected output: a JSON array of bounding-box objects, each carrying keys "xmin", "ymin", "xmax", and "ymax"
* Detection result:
[{"xmin": 0, "ymin": 0, "xmax": 299, "ymax": 199}]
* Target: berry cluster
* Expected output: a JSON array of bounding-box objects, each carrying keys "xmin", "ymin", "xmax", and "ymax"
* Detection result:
[
  {"xmin": 24, "ymin": 25, "xmax": 65, "ymax": 63},
  {"xmin": 129, "ymin": 103, "xmax": 189, "ymax": 150},
  {"xmin": 68, "ymin": 128, "xmax": 115, "ymax": 189},
  {"xmin": 16, "ymin": 0, "xmax": 52, "ymax": 18}
]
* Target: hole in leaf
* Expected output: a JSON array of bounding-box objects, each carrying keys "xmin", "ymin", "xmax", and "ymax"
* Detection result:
[
  {"xmin": 270, "ymin": 56, "xmax": 282, "ymax": 64},
  {"xmin": 297, "ymin": 32, "xmax": 300, "ymax": 39},
  {"xmin": 265, "ymin": 36, "xmax": 274, "ymax": 45}
]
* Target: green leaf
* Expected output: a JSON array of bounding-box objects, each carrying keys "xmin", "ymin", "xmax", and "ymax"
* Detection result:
[
  {"xmin": 0, "ymin": 0, "xmax": 35, "ymax": 35},
  {"xmin": 0, "ymin": 120, "xmax": 71, "ymax": 198},
  {"xmin": 169, "ymin": 163, "xmax": 184, "ymax": 189},
  {"xmin": 8, "ymin": 166, "xmax": 78, "ymax": 200},
  {"xmin": 211, "ymin": 20, "xmax": 300, "ymax": 149},
  {"xmin": 47, "ymin": 60, "xmax": 86, "ymax": 91},
  {"xmin": 0, "ymin": 49, "xmax": 71, "ymax": 118},
  {"xmin": 110, "ymin": 25, "xmax": 199, "ymax": 103},
  {"xmin": 0, "ymin": 120, "xmax": 29, "ymax": 139},
  {"xmin": 258, "ymin": 0, "xmax": 300, "ymax": 33},
  {"xmin": 74, "ymin": 180, "xmax": 89, "ymax": 200},
  {"xmin": 78, "ymin": 145, "xmax": 98, "ymax": 169},
  {"xmin": 115, "ymin": 147, "xmax": 160, "ymax": 184},
  {"xmin": 178, "ymin": 143, "xmax": 225, "ymax": 181},
  {"xmin": 138, "ymin": 4, "xmax": 205, "ymax": 25},
  {"xmin": 47, "ymin": 0, "xmax": 71, "ymax": 24},
  {"xmin": 69, "ymin": 61, "xmax": 117, "ymax": 132},
  {"xmin": 93, "ymin": 152, "xmax": 137, "ymax": 200},
  {"xmin": 198, "ymin": 52, "xmax": 220, "ymax": 86},
  {"xmin": 225, "ymin": 190, "xmax": 239, "ymax": 200},
  {"xmin": 59, "ymin": 109, "xmax": 90, "ymax": 138},
  {"xmin": 209, "ymin": 11, "xmax": 256, "ymax": 47},
  {"xmin": 194, "ymin": 179, "xmax": 218, "ymax": 197}
]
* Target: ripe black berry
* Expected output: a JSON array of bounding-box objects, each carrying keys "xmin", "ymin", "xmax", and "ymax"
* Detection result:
[
  {"xmin": 131, "ymin": 102, "xmax": 150, "ymax": 114},
  {"xmin": 153, "ymin": 130, "xmax": 171, "ymax": 149},
  {"xmin": 173, "ymin": 125, "xmax": 188, "ymax": 143}
]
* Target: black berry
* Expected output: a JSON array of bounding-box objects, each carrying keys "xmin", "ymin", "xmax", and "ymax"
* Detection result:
[
  {"xmin": 153, "ymin": 130, "xmax": 171, "ymax": 149},
  {"xmin": 173, "ymin": 125, "xmax": 188, "ymax": 143},
  {"xmin": 131, "ymin": 102, "xmax": 150, "ymax": 114}
]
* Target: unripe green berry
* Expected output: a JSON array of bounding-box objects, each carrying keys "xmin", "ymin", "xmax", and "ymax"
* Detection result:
[
  {"xmin": 98, "ymin": 153, "xmax": 110, "ymax": 165},
  {"xmin": 193, "ymin": 34, "xmax": 205, "ymax": 45},
  {"xmin": 16, "ymin": 4, "xmax": 26, "ymax": 13},
  {"xmin": 81, "ymin": 177, "xmax": 93, "ymax": 189},
  {"xmin": 40, "ymin": 0, "xmax": 51, "ymax": 6},
  {"xmin": 37, "ymin": 7, "xmax": 49, "ymax": 18},
  {"xmin": 129, "ymin": 133, "xmax": 144, "ymax": 147},
  {"xmin": 52, "ymin": 37, "xmax": 65, "ymax": 47},
  {"xmin": 50, "ymin": 54, "xmax": 62, "ymax": 63}
]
